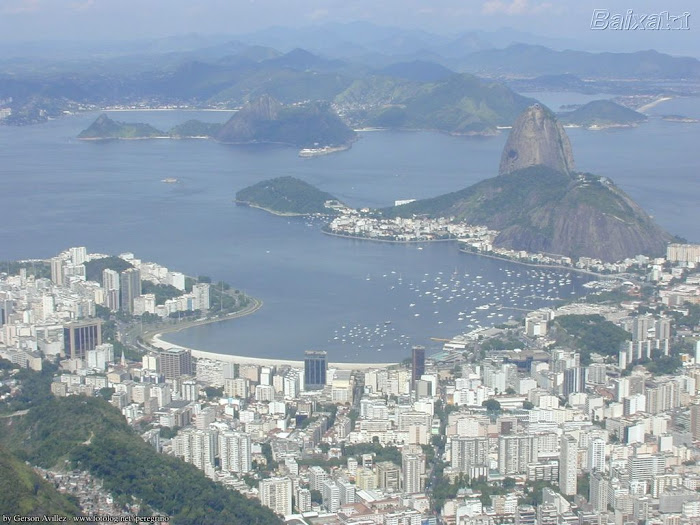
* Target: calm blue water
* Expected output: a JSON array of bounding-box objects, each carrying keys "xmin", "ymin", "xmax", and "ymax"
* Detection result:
[{"xmin": 2, "ymin": 95, "xmax": 699, "ymax": 362}]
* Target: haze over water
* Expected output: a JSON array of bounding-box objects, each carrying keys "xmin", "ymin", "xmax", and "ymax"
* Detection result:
[{"xmin": 3, "ymin": 93, "xmax": 699, "ymax": 362}]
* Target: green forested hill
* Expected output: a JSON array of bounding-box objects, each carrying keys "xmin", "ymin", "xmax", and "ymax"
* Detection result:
[
  {"xmin": 559, "ymin": 100, "xmax": 647, "ymax": 128},
  {"xmin": 0, "ymin": 371, "xmax": 282, "ymax": 525},
  {"xmin": 217, "ymin": 96, "xmax": 356, "ymax": 148},
  {"xmin": 236, "ymin": 176, "xmax": 340, "ymax": 215},
  {"xmin": 0, "ymin": 445, "xmax": 81, "ymax": 517},
  {"xmin": 78, "ymin": 114, "xmax": 165, "ymax": 139},
  {"xmin": 382, "ymin": 166, "xmax": 670, "ymax": 261}
]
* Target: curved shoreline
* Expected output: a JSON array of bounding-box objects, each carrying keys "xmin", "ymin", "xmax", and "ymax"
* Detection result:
[
  {"xmin": 321, "ymin": 229, "xmax": 457, "ymax": 244},
  {"xmin": 459, "ymin": 249, "xmax": 625, "ymax": 279},
  {"xmin": 146, "ymin": 296, "xmax": 397, "ymax": 370}
]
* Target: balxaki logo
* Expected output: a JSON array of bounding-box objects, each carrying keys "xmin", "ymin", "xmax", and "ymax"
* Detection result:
[{"xmin": 591, "ymin": 9, "xmax": 690, "ymax": 30}]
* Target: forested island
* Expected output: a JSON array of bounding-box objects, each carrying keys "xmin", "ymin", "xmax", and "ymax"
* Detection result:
[
  {"xmin": 558, "ymin": 100, "xmax": 647, "ymax": 129},
  {"xmin": 78, "ymin": 96, "xmax": 356, "ymax": 149},
  {"xmin": 235, "ymin": 176, "xmax": 344, "ymax": 215}
]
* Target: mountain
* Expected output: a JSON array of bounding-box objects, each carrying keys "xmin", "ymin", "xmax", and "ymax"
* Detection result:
[
  {"xmin": 382, "ymin": 105, "xmax": 671, "ymax": 261},
  {"xmin": 0, "ymin": 369, "xmax": 282, "ymax": 525},
  {"xmin": 499, "ymin": 104, "xmax": 575, "ymax": 176},
  {"xmin": 0, "ymin": 444, "xmax": 81, "ymax": 517},
  {"xmin": 236, "ymin": 176, "xmax": 341, "ymax": 215},
  {"xmin": 359, "ymin": 73, "xmax": 536, "ymax": 134},
  {"xmin": 559, "ymin": 100, "xmax": 647, "ymax": 128},
  {"xmin": 216, "ymin": 95, "xmax": 356, "ymax": 148},
  {"xmin": 377, "ymin": 60, "xmax": 455, "ymax": 82},
  {"xmin": 78, "ymin": 114, "xmax": 164, "ymax": 139},
  {"xmin": 460, "ymin": 44, "xmax": 700, "ymax": 79},
  {"xmin": 168, "ymin": 119, "xmax": 222, "ymax": 138}
]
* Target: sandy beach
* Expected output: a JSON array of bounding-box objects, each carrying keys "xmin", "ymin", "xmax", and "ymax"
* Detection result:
[
  {"xmin": 638, "ymin": 96, "xmax": 673, "ymax": 113},
  {"xmin": 145, "ymin": 298, "xmax": 397, "ymax": 371}
]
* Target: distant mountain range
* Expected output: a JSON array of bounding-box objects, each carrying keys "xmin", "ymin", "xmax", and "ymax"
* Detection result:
[
  {"xmin": 2, "ymin": 29, "xmax": 699, "ymax": 126},
  {"xmin": 459, "ymin": 44, "xmax": 700, "ymax": 79}
]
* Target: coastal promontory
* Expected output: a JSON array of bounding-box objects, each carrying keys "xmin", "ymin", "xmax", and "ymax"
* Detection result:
[
  {"xmin": 236, "ymin": 176, "xmax": 343, "ymax": 215},
  {"xmin": 383, "ymin": 104, "xmax": 672, "ymax": 262},
  {"xmin": 77, "ymin": 114, "xmax": 165, "ymax": 140},
  {"xmin": 559, "ymin": 99, "xmax": 647, "ymax": 129},
  {"xmin": 216, "ymin": 95, "xmax": 356, "ymax": 148}
]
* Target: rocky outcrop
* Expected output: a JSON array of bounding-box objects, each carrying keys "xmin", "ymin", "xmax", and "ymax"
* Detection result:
[
  {"xmin": 216, "ymin": 95, "xmax": 283, "ymax": 143},
  {"xmin": 216, "ymin": 95, "xmax": 355, "ymax": 148},
  {"xmin": 499, "ymin": 103, "xmax": 575, "ymax": 176},
  {"xmin": 383, "ymin": 105, "xmax": 672, "ymax": 262}
]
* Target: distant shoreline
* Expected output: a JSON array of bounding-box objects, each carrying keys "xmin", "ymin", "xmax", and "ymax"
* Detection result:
[
  {"xmin": 321, "ymin": 229, "xmax": 457, "ymax": 244},
  {"xmin": 103, "ymin": 108, "xmax": 237, "ymax": 113},
  {"xmin": 234, "ymin": 201, "xmax": 307, "ymax": 217},
  {"xmin": 638, "ymin": 96, "xmax": 673, "ymax": 113}
]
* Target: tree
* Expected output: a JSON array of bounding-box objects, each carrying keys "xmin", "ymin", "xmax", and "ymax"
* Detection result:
[
  {"xmin": 204, "ymin": 386, "xmax": 223, "ymax": 400},
  {"xmin": 523, "ymin": 401, "xmax": 534, "ymax": 410},
  {"xmin": 310, "ymin": 490, "xmax": 322, "ymax": 504},
  {"xmin": 482, "ymin": 399, "xmax": 501, "ymax": 413}
]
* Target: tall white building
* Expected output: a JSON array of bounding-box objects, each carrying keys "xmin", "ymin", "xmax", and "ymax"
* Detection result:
[
  {"xmin": 259, "ymin": 477, "xmax": 292, "ymax": 517},
  {"xmin": 559, "ymin": 434, "xmax": 578, "ymax": 496},
  {"xmin": 50, "ymin": 257, "xmax": 65, "ymax": 286},
  {"xmin": 587, "ymin": 438, "xmax": 606, "ymax": 473},
  {"xmin": 402, "ymin": 453, "xmax": 423, "ymax": 494},
  {"xmin": 69, "ymin": 246, "xmax": 87, "ymax": 266},
  {"xmin": 498, "ymin": 435, "xmax": 536, "ymax": 475},
  {"xmin": 192, "ymin": 283, "xmax": 210, "ymax": 311},
  {"xmin": 219, "ymin": 431, "xmax": 251, "ymax": 473},
  {"xmin": 321, "ymin": 479, "xmax": 340, "ymax": 513}
]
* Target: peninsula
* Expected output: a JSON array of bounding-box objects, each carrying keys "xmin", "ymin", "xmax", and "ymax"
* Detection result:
[
  {"xmin": 558, "ymin": 99, "xmax": 647, "ymax": 129},
  {"xmin": 235, "ymin": 176, "xmax": 344, "ymax": 216},
  {"xmin": 77, "ymin": 114, "xmax": 166, "ymax": 140},
  {"xmin": 382, "ymin": 104, "xmax": 671, "ymax": 262}
]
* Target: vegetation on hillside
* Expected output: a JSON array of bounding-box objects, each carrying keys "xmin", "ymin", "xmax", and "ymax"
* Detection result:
[
  {"xmin": 236, "ymin": 176, "xmax": 340, "ymax": 215},
  {"xmin": 168, "ymin": 119, "xmax": 222, "ymax": 137},
  {"xmin": 0, "ymin": 445, "xmax": 81, "ymax": 517},
  {"xmin": 559, "ymin": 100, "xmax": 647, "ymax": 128},
  {"xmin": 550, "ymin": 314, "xmax": 631, "ymax": 364},
  {"xmin": 0, "ymin": 369, "xmax": 282, "ymax": 525},
  {"xmin": 83, "ymin": 256, "xmax": 134, "ymax": 283},
  {"xmin": 0, "ymin": 260, "xmax": 51, "ymax": 279},
  {"xmin": 78, "ymin": 114, "xmax": 165, "ymax": 139},
  {"xmin": 217, "ymin": 97, "xmax": 356, "ymax": 148}
]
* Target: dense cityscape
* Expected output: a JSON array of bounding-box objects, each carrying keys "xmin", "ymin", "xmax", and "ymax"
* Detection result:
[{"xmin": 2, "ymin": 242, "xmax": 700, "ymax": 524}]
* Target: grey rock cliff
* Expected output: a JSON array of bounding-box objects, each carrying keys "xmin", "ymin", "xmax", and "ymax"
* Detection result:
[{"xmin": 499, "ymin": 103, "xmax": 575, "ymax": 176}]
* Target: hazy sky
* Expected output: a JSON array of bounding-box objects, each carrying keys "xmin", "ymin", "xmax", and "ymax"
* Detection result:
[{"xmin": 0, "ymin": 0, "xmax": 697, "ymax": 55}]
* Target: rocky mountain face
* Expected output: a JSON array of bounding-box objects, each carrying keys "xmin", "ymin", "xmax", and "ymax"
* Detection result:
[
  {"xmin": 384, "ymin": 105, "xmax": 672, "ymax": 262},
  {"xmin": 216, "ymin": 95, "xmax": 355, "ymax": 147},
  {"xmin": 216, "ymin": 95, "xmax": 283, "ymax": 143},
  {"xmin": 499, "ymin": 103, "xmax": 575, "ymax": 176}
]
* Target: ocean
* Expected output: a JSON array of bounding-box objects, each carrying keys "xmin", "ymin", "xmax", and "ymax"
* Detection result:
[{"xmin": 2, "ymin": 93, "xmax": 698, "ymax": 362}]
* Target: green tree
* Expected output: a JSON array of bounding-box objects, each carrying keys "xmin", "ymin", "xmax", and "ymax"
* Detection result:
[{"xmin": 482, "ymin": 399, "xmax": 501, "ymax": 413}]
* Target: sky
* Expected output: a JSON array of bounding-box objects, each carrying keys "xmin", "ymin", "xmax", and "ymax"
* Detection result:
[{"xmin": 0, "ymin": 0, "xmax": 698, "ymax": 56}]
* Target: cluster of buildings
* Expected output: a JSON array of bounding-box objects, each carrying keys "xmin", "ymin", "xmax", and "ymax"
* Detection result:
[
  {"xmin": 0, "ymin": 247, "xmax": 210, "ymax": 370},
  {"xmin": 5, "ymin": 243, "xmax": 700, "ymax": 524},
  {"xmin": 325, "ymin": 210, "xmax": 665, "ymax": 275},
  {"xmin": 327, "ymin": 213, "xmax": 497, "ymax": 245}
]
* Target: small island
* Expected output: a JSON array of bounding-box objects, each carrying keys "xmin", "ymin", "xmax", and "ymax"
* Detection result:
[
  {"xmin": 559, "ymin": 99, "xmax": 647, "ymax": 129},
  {"xmin": 661, "ymin": 114, "xmax": 700, "ymax": 123},
  {"xmin": 78, "ymin": 96, "xmax": 357, "ymax": 154},
  {"xmin": 235, "ymin": 176, "xmax": 345, "ymax": 216}
]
